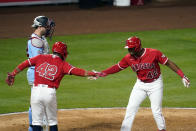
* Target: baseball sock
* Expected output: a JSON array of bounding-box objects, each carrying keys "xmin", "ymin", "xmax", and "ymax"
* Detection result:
[
  {"xmin": 50, "ymin": 125, "xmax": 58, "ymax": 131},
  {"xmin": 32, "ymin": 125, "xmax": 42, "ymax": 131}
]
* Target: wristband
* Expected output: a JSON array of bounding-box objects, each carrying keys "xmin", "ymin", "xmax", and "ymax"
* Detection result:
[
  {"xmin": 12, "ymin": 68, "xmax": 21, "ymax": 76},
  {"xmin": 176, "ymin": 70, "xmax": 184, "ymax": 78}
]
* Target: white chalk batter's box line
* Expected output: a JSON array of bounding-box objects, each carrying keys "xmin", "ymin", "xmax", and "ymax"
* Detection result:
[{"xmin": 0, "ymin": 107, "xmax": 196, "ymax": 116}]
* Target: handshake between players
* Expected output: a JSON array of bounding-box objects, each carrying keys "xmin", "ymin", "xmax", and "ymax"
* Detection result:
[
  {"xmin": 6, "ymin": 36, "xmax": 190, "ymax": 131},
  {"xmin": 88, "ymin": 36, "xmax": 190, "ymax": 89}
]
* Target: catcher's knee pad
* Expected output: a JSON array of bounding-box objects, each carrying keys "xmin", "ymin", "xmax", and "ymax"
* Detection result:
[{"xmin": 29, "ymin": 107, "xmax": 33, "ymax": 125}]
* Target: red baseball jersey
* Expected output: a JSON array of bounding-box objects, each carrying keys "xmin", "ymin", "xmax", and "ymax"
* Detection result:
[
  {"xmin": 28, "ymin": 54, "xmax": 74, "ymax": 89},
  {"xmin": 118, "ymin": 48, "xmax": 168, "ymax": 82}
]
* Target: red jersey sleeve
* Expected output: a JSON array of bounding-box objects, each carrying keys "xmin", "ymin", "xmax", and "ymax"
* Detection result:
[
  {"xmin": 102, "ymin": 64, "xmax": 122, "ymax": 74},
  {"xmin": 102, "ymin": 55, "xmax": 130, "ymax": 75},
  {"xmin": 28, "ymin": 55, "xmax": 42, "ymax": 66},
  {"xmin": 118, "ymin": 56, "xmax": 129, "ymax": 69},
  {"xmin": 62, "ymin": 62, "xmax": 75, "ymax": 75},
  {"xmin": 156, "ymin": 50, "xmax": 168, "ymax": 65},
  {"xmin": 70, "ymin": 68, "xmax": 86, "ymax": 76}
]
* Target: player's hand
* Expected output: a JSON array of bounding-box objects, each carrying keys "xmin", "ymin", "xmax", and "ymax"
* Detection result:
[
  {"xmin": 87, "ymin": 70, "xmax": 100, "ymax": 77},
  {"xmin": 87, "ymin": 70, "xmax": 100, "ymax": 80},
  {"xmin": 182, "ymin": 76, "xmax": 190, "ymax": 88},
  {"xmin": 97, "ymin": 72, "xmax": 107, "ymax": 77},
  {"xmin": 6, "ymin": 72, "xmax": 15, "ymax": 86}
]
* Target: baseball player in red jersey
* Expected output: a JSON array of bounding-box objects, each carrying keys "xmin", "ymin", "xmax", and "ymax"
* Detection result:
[
  {"xmin": 6, "ymin": 42, "xmax": 98, "ymax": 131},
  {"xmin": 97, "ymin": 36, "xmax": 190, "ymax": 131}
]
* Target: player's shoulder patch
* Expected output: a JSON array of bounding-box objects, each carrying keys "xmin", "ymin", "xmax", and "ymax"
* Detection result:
[{"xmin": 31, "ymin": 37, "xmax": 44, "ymax": 48}]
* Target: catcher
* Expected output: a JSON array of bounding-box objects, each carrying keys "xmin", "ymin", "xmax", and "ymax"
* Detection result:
[
  {"xmin": 6, "ymin": 41, "xmax": 98, "ymax": 131},
  {"xmin": 27, "ymin": 15, "xmax": 55, "ymax": 131}
]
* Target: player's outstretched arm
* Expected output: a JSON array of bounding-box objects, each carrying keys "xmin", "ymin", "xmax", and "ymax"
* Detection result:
[
  {"xmin": 6, "ymin": 60, "xmax": 31, "ymax": 86},
  {"xmin": 70, "ymin": 68, "xmax": 98, "ymax": 77},
  {"xmin": 165, "ymin": 59, "xmax": 190, "ymax": 88},
  {"xmin": 98, "ymin": 64, "xmax": 123, "ymax": 77}
]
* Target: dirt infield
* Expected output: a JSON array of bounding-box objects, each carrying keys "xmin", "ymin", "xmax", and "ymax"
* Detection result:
[
  {"xmin": 0, "ymin": 2, "xmax": 196, "ymax": 38},
  {"xmin": 0, "ymin": 1, "xmax": 196, "ymax": 131},
  {"xmin": 0, "ymin": 108, "xmax": 196, "ymax": 131}
]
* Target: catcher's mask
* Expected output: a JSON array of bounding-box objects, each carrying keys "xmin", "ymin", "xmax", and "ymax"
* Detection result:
[
  {"xmin": 124, "ymin": 36, "xmax": 141, "ymax": 52},
  {"xmin": 32, "ymin": 16, "xmax": 55, "ymax": 40},
  {"xmin": 52, "ymin": 42, "xmax": 68, "ymax": 60}
]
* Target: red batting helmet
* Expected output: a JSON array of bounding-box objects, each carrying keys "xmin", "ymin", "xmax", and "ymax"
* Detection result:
[
  {"xmin": 52, "ymin": 42, "xmax": 68, "ymax": 60},
  {"xmin": 124, "ymin": 36, "xmax": 141, "ymax": 52}
]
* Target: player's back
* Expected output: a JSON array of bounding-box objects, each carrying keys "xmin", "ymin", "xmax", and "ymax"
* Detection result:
[{"xmin": 33, "ymin": 54, "xmax": 72, "ymax": 89}]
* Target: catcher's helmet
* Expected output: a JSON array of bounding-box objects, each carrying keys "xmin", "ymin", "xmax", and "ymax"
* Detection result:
[
  {"xmin": 32, "ymin": 16, "xmax": 55, "ymax": 39},
  {"xmin": 32, "ymin": 16, "xmax": 49, "ymax": 28},
  {"xmin": 52, "ymin": 42, "xmax": 68, "ymax": 60},
  {"xmin": 124, "ymin": 36, "xmax": 141, "ymax": 52}
]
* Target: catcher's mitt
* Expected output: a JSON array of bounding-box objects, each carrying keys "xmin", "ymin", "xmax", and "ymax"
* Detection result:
[{"xmin": 6, "ymin": 72, "xmax": 15, "ymax": 86}]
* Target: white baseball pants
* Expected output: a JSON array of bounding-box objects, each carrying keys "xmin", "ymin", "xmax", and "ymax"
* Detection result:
[
  {"xmin": 121, "ymin": 75, "xmax": 166, "ymax": 131},
  {"xmin": 31, "ymin": 84, "xmax": 57, "ymax": 126}
]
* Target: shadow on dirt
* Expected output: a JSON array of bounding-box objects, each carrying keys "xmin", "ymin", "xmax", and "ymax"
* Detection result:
[{"xmin": 67, "ymin": 122, "xmax": 120, "ymax": 131}]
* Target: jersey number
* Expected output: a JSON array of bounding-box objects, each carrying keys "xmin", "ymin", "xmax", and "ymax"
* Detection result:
[
  {"xmin": 36, "ymin": 62, "xmax": 57, "ymax": 80},
  {"xmin": 147, "ymin": 69, "xmax": 158, "ymax": 79}
]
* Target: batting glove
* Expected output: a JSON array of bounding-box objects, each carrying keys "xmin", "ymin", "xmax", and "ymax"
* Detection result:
[
  {"xmin": 182, "ymin": 76, "xmax": 190, "ymax": 88},
  {"xmin": 6, "ymin": 72, "xmax": 15, "ymax": 86}
]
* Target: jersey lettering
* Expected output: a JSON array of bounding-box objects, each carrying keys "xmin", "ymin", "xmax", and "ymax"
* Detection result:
[
  {"xmin": 36, "ymin": 62, "xmax": 58, "ymax": 80},
  {"xmin": 132, "ymin": 63, "xmax": 155, "ymax": 72}
]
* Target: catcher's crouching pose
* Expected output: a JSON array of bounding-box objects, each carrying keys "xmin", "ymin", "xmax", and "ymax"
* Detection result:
[{"xmin": 6, "ymin": 42, "xmax": 98, "ymax": 131}]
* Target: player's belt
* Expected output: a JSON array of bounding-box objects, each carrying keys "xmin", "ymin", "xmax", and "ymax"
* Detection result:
[
  {"xmin": 33, "ymin": 84, "xmax": 56, "ymax": 89},
  {"xmin": 140, "ymin": 75, "xmax": 161, "ymax": 83},
  {"xmin": 141, "ymin": 79, "xmax": 156, "ymax": 83}
]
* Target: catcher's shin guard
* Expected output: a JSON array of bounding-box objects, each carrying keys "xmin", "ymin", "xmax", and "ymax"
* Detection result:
[{"xmin": 28, "ymin": 107, "xmax": 33, "ymax": 131}]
